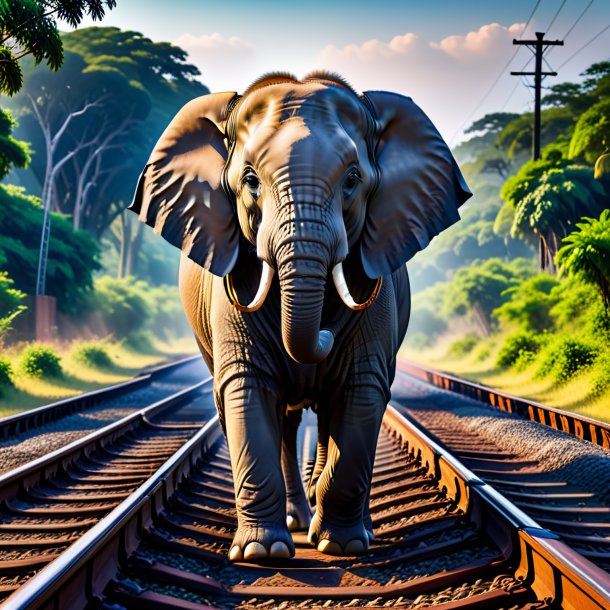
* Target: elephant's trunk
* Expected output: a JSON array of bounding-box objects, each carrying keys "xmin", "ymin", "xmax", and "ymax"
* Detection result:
[{"xmin": 277, "ymin": 254, "xmax": 334, "ymax": 365}]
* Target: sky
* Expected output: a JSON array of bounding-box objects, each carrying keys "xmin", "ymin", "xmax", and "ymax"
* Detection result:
[{"xmin": 61, "ymin": 0, "xmax": 610, "ymax": 144}]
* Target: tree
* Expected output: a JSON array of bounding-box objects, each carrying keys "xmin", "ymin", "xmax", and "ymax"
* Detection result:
[
  {"xmin": 510, "ymin": 167, "xmax": 607, "ymax": 272},
  {"xmin": 442, "ymin": 258, "xmax": 533, "ymax": 335},
  {"xmin": 569, "ymin": 98, "xmax": 610, "ymax": 164},
  {"xmin": 0, "ymin": 183, "xmax": 100, "ymax": 313},
  {"xmin": 496, "ymin": 108, "xmax": 575, "ymax": 160},
  {"xmin": 12, "ymin": 27, "xmax": 207, "ymax": 238},
  {"xmin": 453, "ymin": 112, "xmax": 518, "ymax": 165},
  {"xmin": 0, "ymin": 0, "xmax": 115, "ymax": 95},
  {"xmin": 556, "ymin": 209, "xmax": 610, "ymax": 310},
  {"xmin": 0, "ymin": 108, "xmax": 29, "ymax": 178}
]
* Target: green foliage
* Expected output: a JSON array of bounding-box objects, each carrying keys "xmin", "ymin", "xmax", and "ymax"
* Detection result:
[
  {"xmin": 71, "ymin": 340, "xmax": 113, "ymax": 368},
  {"xmin": 569, "ymin": 99, "xmax": 610, "ymax": 163},
  {"xmin": 447, "ymin": 334, "xmax": 479, "ymax": 358},
  {"xmin": 0, "ymin": 270, "xmax": 27, "ymax": 339},
  {"xmin": 20, "ymin": 343, "xmax": 62, "ymax": 378},
  {"xmin": 0, "ymin": 0, "xmax": 115, "ymax": 95},
  {"xmin": 94, "ymin": 276, "xmax": 151, "ymax": 338},
  {"xmin": 0, "ymin": 358, "xmax": 13, "ymax": 393},
  {"xmin": 442, "ymin": 258, "xmax": 534, "ymax": 333},
  {"xmin": 0, "ymin": 108, "xmax": 29, "ymax": 178},
  {"xmin": 589, "ymin": 355, "xmax": 610, "ymax": 398},
  {"xmin": 0, "ymin": 184, "xmax": 100, "ymax": 313},
  {"xmin": 536, "ymin": 337, "xmax": 598, "ymax": 384},
  {"xmin": 494, "ymin": 275, "xmax": 560, "ymax": 332},
  {"xmin": 496, "ymin": 108, "xmax": 575, "ymax": 160},
  {"xmin": 496, "ymin": 331, "xmax": 544, "ymax": 369},
  {"xmin": 556, "ymin": 209, "xmax": 610, "ymax": 308}
]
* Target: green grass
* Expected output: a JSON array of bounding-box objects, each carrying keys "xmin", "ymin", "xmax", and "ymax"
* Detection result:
[
  {"xmin": 0, "ymin": 335, "xmax": 198, "ymax": 417},
  {"xmin": 401, "ymin": 330, "xmax": 610, "ymax": 424}
]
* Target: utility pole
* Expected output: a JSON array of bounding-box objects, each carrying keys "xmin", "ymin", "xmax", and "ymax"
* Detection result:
[{"xmin": 511, "ymin": 32, "xmax": 563, "ymax": 160}]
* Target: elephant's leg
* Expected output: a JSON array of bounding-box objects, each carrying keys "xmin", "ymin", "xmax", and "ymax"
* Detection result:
[
  {"xmin": 221, "ymin": 379, "xmax": 294, "ymax": 562},
  {"xmin": 306, "ymin": 408, "xmax": 329, "ymax": 510},
  {"xmin": 308, "ymin": 376, "xmax": 386, "ymax": 556},
  {"xmin": 282, "ymin": 409, "xmax": 311, "ymax": 531}
]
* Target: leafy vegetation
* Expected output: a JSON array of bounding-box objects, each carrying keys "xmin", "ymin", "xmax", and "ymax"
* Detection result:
[
  {"xmin": 20, "ymin": 343, "xmax": 62, "ymax": 378},
  {"xmin": 556, "ymin": 209, "xmax": 610, "ymax": 309},
  {"xmin": 0, "ymin": 270, "xmax": 27, "ymax": 340},
  {"xmin": 0, "ymin": 184, "xmax": 100, "ymax": 313},
  {"xmin": 71, "ymin": 340, "xmax": 113, "ymax": 368},
  {"xmin": 405, "ymin": 59, "xmax": 610, "ymax": 414},
  {"xmin": 0, "ymin": 0, "xmax": 116, "ymax": 95},
  {"xmin": 0, "ymin": 358, "xmax": 13, "ymax": 395}
]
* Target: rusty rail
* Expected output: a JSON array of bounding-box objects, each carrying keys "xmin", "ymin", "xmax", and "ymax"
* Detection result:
[
  {"xmin": 0, "ymin": 354, "xmax": 200, "ymax": 440},
  {"xmin": 6, "ymin": 402, "xmax": 609, "ymax": 609},
  {"xmin": 398, "ymin": 359, "xmax": 610, "ymax": 450}
]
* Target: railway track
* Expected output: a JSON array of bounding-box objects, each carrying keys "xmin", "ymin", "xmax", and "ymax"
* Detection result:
[
  {"xmin": 5, "ymin": 403, "xmax": 609, "ymax": 609},
  {"xmin": 394, "ymin": 363, "xmax": 610, "ymax": 573},
  {"xmin": 0, "ymin": 355, "xmax": 206, "ymax": 476},
  {"xmin": 0, "ymin": 375, "xmax": 216, "ymax": 604}
]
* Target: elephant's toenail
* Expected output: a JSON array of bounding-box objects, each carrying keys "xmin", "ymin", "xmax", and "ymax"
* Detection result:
[
  {"xmin": 317, "ymin": 539, "xmax": 343, "ymax": 555},
  {"xmin": 229, "ymin": 545, "xmax": 243, "ymax": 561},
  {"xmin": 345, "ymin": 539, "xmax": 366, "ymax": 554},
  {"xmin": 244, "ymin": 541, "xmax": 267, "ymax": 560},
  {"xmin": 270, "ymin": 541, "xmax": 291, "ymax": 558},
  {"xmin": 286, "ymin": 515, "xmax": 298, "ymax": 531}
]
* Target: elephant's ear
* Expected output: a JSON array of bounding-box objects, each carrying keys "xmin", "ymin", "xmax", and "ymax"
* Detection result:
[
  {"xmin": 360, "ymin": 91, "xmax": 472, "ymax": 278},
  {"xmin": 130, "ymin": 91, "xmax": 240, "ymax": 277}
]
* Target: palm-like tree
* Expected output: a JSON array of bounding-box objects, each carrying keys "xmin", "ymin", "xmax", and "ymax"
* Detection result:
[
  {"xmin": 556, "ymin": 209, "xmax": 610, "ymax": 309},
  {"xmin": 511, "ymin": 167, "xmax": 606, "ymax": 272}
]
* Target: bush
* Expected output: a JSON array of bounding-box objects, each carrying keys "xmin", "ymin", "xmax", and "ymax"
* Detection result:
[
  {"xmin": 71, "ymin": 341, "xmax": 113, "ymax": 368},
  {"xmin": 589, "ymin": 357, "xmax": 610, "ymax": 398},
  {"xmin": 0, "ymin": 271, "xmax": 27, "ymax": 340},
  {"xmin": 537, "ymin": 337, "xmax": 598, "ymax": 384},
  {"xmin": 496, "ymin": 331, "xmax": 543, "ymax": 369},
  {"xmin": 94, "ymin": 276, "xmax": 151, "ymax": 339},
  {"xmin": 20, "ymin": 344, "xmax": 63, "ymax": 378},
  {"xmin": 0, "ymin": 358, "xmax": 13, "ymax": 394},
  {"xmin": 123, "ymin": 330, "xmax": 159, "ymax": 354},
  {"xmin": 447, "ymin": 334, "xmax": 479, "ymax": 357}
]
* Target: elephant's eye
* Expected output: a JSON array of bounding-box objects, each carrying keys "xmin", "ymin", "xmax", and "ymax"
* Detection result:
[
  {"xmin": 343, "ymin": 168, "xmax": 362, "ymax": 199},
  {"xmin": 243, "ymin": 171, "xmax": 261, "ymax": 198}
]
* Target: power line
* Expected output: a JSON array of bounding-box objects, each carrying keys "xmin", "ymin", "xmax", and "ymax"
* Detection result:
[
  {"xmin": 545, "ymin": 0, "xmax": 568, "ymax": 34},
  {"xmin": 500, "ymin": 56, "xmax": 533, "ymax": 109},
  {"xmin": 448, "ymin": 0, "xmax": 543, "ymax": 144},
  {"xmin": 562, "ymin": 0, "xmax": 594, "ymax": 41},
  {"xmin": 547, "ymin": 0, "xmax": 594, "ymax": 58},
  {"xmin": 557, "ymin": 23, "xmax": 610, "ymax": 69}
]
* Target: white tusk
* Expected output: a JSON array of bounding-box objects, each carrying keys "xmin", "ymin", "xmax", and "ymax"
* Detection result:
[
  {"xmin": 225, "ymin": 261, "xmax": 275, "ymax": 313},
  {"xmin": 332, "ymin": 262, "xmax": 382, "ymax": 311}
]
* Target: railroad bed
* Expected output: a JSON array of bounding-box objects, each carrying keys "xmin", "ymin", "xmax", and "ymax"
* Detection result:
[
  {"xmin": 392, "ymin": 365, "xmax": 610, "ymax": 575},
  {"xmin": 6, "ymin": 406, "xmax": 610, "ymax": 609},
  {"xmin": 0, "ymin": 376, "xmax": 216, "ymax": 604},
  {"xmin": 0, "ymin": 355, "xmax": 207, "ymax": 475}
]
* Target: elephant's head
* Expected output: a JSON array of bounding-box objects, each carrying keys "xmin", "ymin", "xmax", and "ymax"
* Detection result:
[{"xmin": 130, "ymin": 72, "xmax": 471, "ymax": 364}]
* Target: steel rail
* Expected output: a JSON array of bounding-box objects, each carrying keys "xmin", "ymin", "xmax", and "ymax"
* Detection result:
[
  {"xmin": 398, "ymin": 359, "xmax": 610, "ymax": 449},
  {"xmin": 7, "ymin": 401, "xmax": 610, "ymax": 609},
  {"xmin": 384, "ymin": 405, "xmax": 610, "ymax": 610},
  {"xmin": 4, "ymin": 415, "xmax": 223, "ymax": 609},
  {"xmin": 0, "ymin": 376, "xmax": 211, "ymax": 505},
  {"xmin": 0, "ymin": 354, "xmax": 200, "ymax": 440}
]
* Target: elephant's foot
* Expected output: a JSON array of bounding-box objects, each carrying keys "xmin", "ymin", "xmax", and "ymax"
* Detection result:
[
  {"xmin": 286, "ymin": 495, "xmax": 312, "ymax": 531},
  {"xmin": 307, "ymin": 511, "xmax": 370, "ymax": 556},
  {"xmin": 228, "ymin": 523, "xmax": 295, "ymax": 562}
]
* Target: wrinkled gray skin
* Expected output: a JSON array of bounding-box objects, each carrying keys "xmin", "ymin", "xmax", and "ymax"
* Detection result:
[{"xmin": 131, "ymin": 72, "xmax": 471, "ymax": 561}]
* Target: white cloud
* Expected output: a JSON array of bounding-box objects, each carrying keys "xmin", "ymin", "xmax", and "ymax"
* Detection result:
[
  {"xmin": 319, "ymin": 23, "xmax": 532, "ymax": 142},
  {"xmin": 175, "ymin": 32, "xmax": 256, "ymax": 92}
]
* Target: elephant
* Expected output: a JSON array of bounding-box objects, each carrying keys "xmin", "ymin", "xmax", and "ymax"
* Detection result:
[{"xmin": 130, "ymin": 71, "xmax": 471, "ymax": 562}]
